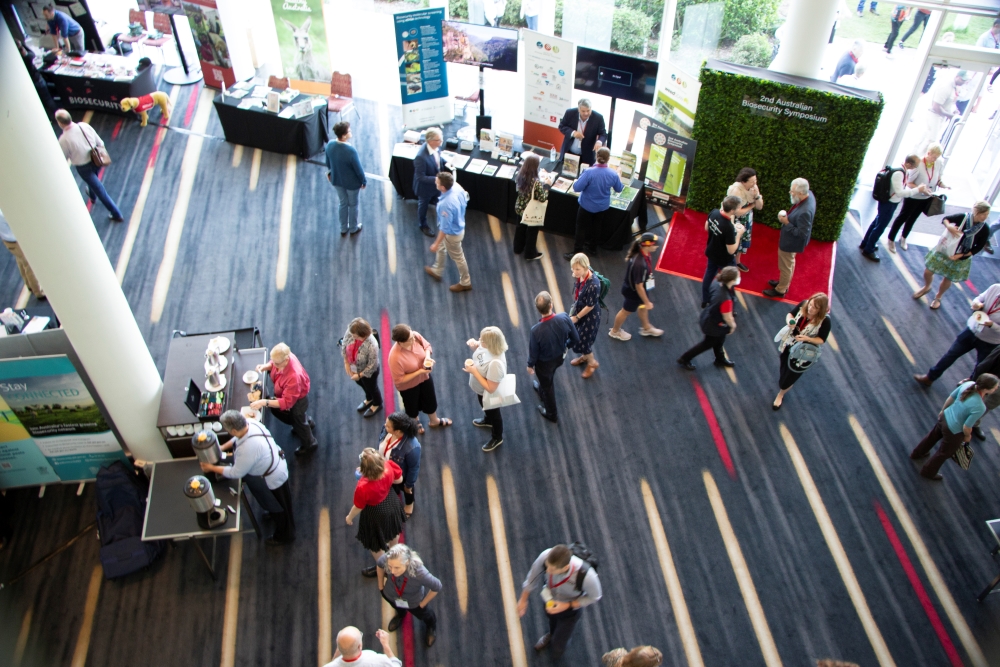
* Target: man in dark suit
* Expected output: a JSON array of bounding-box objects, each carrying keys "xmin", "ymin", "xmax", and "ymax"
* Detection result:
[
  {"xmin": 412, "ymin": 128, "xmax": 444, "ymax": 238},
  {"xmin": 764, "ymin": 178, "xmax": 815, "ymax": 298},
  {"xmin": 558, "ymin": 99, "xmax": 607, "ymax": 167},
  {"xmin": 527, "ymin": 291, "xmax": 580, "ymax": 423}
]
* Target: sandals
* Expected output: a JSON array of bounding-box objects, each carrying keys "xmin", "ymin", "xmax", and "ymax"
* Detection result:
[
  {"xmin": 429, "ymin": 417, "xmax": 452, "ymax": 428},
  {"xmin": 912, "ymin": 286, "xmax": 931, "ymax": 299},
  {"xmin": 417, "ymin": 425, "xmax": 425, "ymax": 435},
  {"xmin": 930, "ymin": 298, "xmax": 942, "ymax": 310}
]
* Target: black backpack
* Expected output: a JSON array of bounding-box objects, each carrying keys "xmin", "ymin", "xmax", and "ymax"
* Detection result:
[
  {"xmin": 568, "ymin": 541, "xmax": 599, "ymax": 593},
  {"xmin": 872, "ymin": 166, "xmax": 903, "ymax": 202},
  {"xmin": 95, "ymin": 461, "xmax": 165, "ymax": 579}
]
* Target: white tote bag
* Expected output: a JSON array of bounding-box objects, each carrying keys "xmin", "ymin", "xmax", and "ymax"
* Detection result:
[
  {"xmin": 933, "ymin": 214, "xmax": 967, "ymax": 258},
  {"xmin": 482, "ymin": 374, "xmax": 520, "ymax": 410},
  {"xmin": 521, "ymin": 185, "xmax": 548, "ymax": 227}
]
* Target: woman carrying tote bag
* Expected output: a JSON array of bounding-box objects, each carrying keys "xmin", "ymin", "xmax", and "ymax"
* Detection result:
[
  {"xmin": 463, "ymin": 326, "xmax": 518, "ymax": 453},
  {"xmin": 512, "ymin": 153, "xmax": 550, "ymax": 262},
  {"xmin": 913, "ymin": 201, "xmax": 992, "ymax": 310}
]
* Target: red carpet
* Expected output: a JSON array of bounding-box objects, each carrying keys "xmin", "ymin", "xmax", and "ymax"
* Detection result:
[{"xmin": 655, "ymin": 209, "xmax": 836, "ymax": 305}]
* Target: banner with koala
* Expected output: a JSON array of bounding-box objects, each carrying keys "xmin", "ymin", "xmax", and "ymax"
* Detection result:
[
  {"xmin": 271, "ymin": 0, "xmax": 331, "ymax": 84},
  {"xmin": 181, "ymin": 0, "xmax": 235, "ymax": 89}
]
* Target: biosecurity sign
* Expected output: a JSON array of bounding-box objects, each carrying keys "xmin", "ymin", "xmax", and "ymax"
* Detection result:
[{"xmin": 741, "ymin": 94, "xmax": 828, "ymax": 123}]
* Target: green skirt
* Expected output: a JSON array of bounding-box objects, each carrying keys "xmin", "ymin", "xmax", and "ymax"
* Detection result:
[{"xmin": 924, "ymin": 249, "xmax": 972, "ymax": 282}]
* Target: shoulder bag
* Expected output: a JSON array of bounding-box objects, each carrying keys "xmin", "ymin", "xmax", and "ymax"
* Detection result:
[
  {"xmin": 81, "ymin": 124, "xmax": 112, "ymax": 167},
  {"xmin": 521, "ymin": 183, "xmax": 548, "ymax": 227},
  {"xmin": 925, "ymin": 193, "xmax": 947, "ymax": 217},
  {"xmin": 953, "ymin": 442, "xmax": 974, "ymax": 470}
]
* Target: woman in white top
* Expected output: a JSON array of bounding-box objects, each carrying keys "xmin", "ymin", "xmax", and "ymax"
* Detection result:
[
  {"xmin": 463, "ymin": 326, "xmax": 508, "ymax": 453},
  {"xmin": 886, "ymin": 143, "xmax": 946, "ymax": 252},
  {"xmin": 860, "ymin": 154, "xmax": 928, "ymax": 260}
]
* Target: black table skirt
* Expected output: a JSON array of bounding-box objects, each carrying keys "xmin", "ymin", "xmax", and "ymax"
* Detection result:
[
  {"xmin": 388, "ymin": 150, "xmax": 645, "ymax": 250},
  {"xmin": 42, "ymin": 65, "xmax": 157, "ymax": 114},
  {"xmin": 213, "ymin": 94, "xmax": 329, "ymax": 159}
]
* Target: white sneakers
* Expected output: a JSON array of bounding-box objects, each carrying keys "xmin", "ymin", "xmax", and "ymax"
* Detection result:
[
  {"xmin": 609, "ymin": 327, "xmax": 664, "ymax": 340},
  {"xmin": 639, "ymin": 327, "xmax": 664, "ymax": 337},
  {"xmin": 608, "ymin": 329, "xmax": 632, "ymax": 341}
]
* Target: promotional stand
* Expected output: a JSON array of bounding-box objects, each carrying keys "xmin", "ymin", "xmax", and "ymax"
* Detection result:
[
  {"xmin": 476, "ymin": 64, "xmax": 491, "ymax": 135},
  {"xmin": 163, "ymin": 13, "xmax": 203, "ymax": 85}
]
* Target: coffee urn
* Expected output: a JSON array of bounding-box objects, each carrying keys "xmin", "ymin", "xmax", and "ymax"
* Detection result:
[
  {"xmin": 184, "ymin": 475, "xmax": 227, "ymax": 529},
  {"xmin": 191, "ymin": 430, "xmax": 222, "ymax": 479}
]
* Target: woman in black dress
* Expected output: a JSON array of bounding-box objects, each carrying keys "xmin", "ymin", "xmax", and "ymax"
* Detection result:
[
  {"xmin": 569, "ymin": 253, "xmax": 602, "ymax": 378},
  {"xmin": 346, "ymin": 448, "xmax": 405, "ymax": 577},
  {"xmin": 773, "ymin": 293, "xmax": 831, "ymax": 410}
]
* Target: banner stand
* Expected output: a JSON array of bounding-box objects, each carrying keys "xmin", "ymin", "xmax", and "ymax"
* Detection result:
[{"xmin": 163, "ymin": 13, "xmax": 203, "ymax": 85}]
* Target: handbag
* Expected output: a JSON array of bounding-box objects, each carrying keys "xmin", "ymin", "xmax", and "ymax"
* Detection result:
[
  {"xmin": 521, "ymin": 184, "xmax": 548, "ymax": 227},
  {"xmin": 932, "ymin": 213, "xmax": 967, "ymax": 258},
  {"xmin": 952, "ymin": 442, "xmax": 974, "ymax": 470},
  {"xmin": 925, "ymin": 193, "xmax": 947, "ymax": 217},
  {"xmin": 81, "ymin": 124, "xmax": 111, "ymax": 167},
  {"xmin": 482, "ymin": 373, "xmax": 520, "ymax": 410},
  {"xmin": 787, "ymin": 341, "xmax": 822, "ymax": 372}
]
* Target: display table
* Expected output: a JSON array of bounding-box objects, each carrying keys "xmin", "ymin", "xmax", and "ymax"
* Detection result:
[
  {"xmin": 213, "ymin": 88, "xmax": 329, "ymax": 159},
  {"xmin": 39, "ymin": 53, "xmax": 157, "ymax": 113},
  {"xmin": 388, "ymin": 144, "xmax": 646, "ymax": 250},
  {"xmin": 156, "ymin": 328, "xmax": 266, "ymax": 458},
  {"xmin": 141, "ymin": 457, "xmax": 256, "ymax": 580}
]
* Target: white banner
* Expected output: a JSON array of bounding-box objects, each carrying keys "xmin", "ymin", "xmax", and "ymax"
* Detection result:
[{"xmin": 522, "ymin": 29, "xmax": 575, "ymax": 151}]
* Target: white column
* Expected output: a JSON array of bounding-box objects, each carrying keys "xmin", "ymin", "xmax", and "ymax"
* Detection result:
[
  {"xmin": 656, "ymin": 0, "xmax": 679, "ymax": 93},
  {"xmin": 770, "ymin": 0, "xmax": 839, "ymax": 79},
  {"xmin": 0, "ymin": 26, "xmax": 169, "ymax": 462},
  {"xmin": 539, "ymin": 0, "xmax": 557, "ymax": 36}
]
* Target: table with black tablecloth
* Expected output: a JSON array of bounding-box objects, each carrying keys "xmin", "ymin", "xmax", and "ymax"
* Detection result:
[
  {"xmin": 213, "ymin": 90, "xmax": 329, "ymax": 159},
  {"xmin": 39, "ymin": 54, "xmax": 157, "ymax": 114},
  {"xmin": 388, "ymin": 145, "xmax": 646, "ymax": 250}
]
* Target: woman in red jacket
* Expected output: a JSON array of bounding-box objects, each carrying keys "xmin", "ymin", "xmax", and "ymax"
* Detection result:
[{"xmin": 347, "ymin": 448, "xmax": 405, "ymax": 578}]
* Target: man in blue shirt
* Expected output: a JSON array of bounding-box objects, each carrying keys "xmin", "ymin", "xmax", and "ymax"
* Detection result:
[
  {"xmin": 43, "ymin": 4, "xmax": 84, "ymax": 54},
  {"xmin": 527, "ymin": 291, "xmax": 580, "ymax": 423},
  {"xmin": 564, "ymin": 147, "xmax": 623, "ymax": 260},
  {"xmin": 424, "ymin": 171, "xmax": 472, "ymax": 292}
]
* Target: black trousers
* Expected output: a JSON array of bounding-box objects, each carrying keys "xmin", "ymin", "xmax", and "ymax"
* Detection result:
[
  {"xmin": 476, "ymin": 393, "xmax": 503, "ymax": 439},
  {"xmin": 888, "ymin": 197, "xmax": 932, "ymax": 241},
  {"xmin": 547, "ymin": 607, "xmax": 582, "ymax": 662},
  {"xmin": 271, "ymin": 396, "xmax": 317, "ymax": 447},
  {"xmin": 263, "ymin": 479, "xmax": 295, "ymax": 542},
  {"xmin": 534, "ymin": 357, "xmax": 564, "ymax": 417},
  {"xmin": 513, "ymin": 223, "xmax": 540, "ymax": 258},
  {"xmin": 900, "ymin": 9, "xmax": 928, "ymax": 44},
  {"xmin": 393, "ymin": 482, "xmax": 415, "ymax": 506},
  {"xmin": 680, "ymin": 333, "xmax": 727, "ymax": 363},
  {"xmin": 381, "ymin": 590, "xmax": 437, "ymax": 630},
  {"xmin": 399, "ymin": 376, "xmax": 438, "ymax": 418},
  {"xmin": 573, "ymin": 208, "xmax": 604, "ymax": 253},
  {"xmin": 885, "ymin": 18, "xmax": 904, "ymax": 51},
  {"xmin": 356, "ymin": 370, "xmax": 383, "ymax": 406}
]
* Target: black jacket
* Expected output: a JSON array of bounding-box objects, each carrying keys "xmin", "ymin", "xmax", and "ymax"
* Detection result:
[{"xmin": 558, "ymin": 108, "xmax": 607, "ymax": 166}]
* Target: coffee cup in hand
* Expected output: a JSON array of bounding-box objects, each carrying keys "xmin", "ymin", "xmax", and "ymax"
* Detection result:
[
  {"xmin": 778, "ymin": 209, "xmax": 787, "ymax": 218},
  {"xmin": 465, "ymin": 359, "xmax": 474, "ymax": 368}
]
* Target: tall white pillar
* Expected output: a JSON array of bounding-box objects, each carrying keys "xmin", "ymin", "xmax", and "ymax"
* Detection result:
[
  {"xmin": 0, "ymin": 25, "xmax": 169, "ymax": 462},
  {"xmin": 770, "ymin": 0, "xmax": 839, "ymax": 79}
]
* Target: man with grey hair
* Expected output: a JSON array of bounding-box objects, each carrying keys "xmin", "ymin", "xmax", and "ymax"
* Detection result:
[
  {"xmin": 558, "ymin": 99, "xmax": 607, "ymax": 167},
  {"xmin": 764, "ymin": 178, "xmax": 815, "ymax": 298},
  {"xmin": 199, "ymin": 410, "xmax": 294, "ymax": 545},
  {"xmin": 323, "ymin": 626, "xmax": 400, "ymax": 666},
  {"xmin": 412, "ymin": 127, "xmax": 445, "ymax": 237}
]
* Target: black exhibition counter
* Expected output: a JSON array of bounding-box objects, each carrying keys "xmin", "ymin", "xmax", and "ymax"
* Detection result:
[
  {"xmin": 40, "ymin": 54, "xmax": 157, "ymax": 114},
  {"xmin": 213, "ymin": 90, "xmax": 329, "ymax": 159},
  {"xmin": 388, "ymin": 146, "xmax": 646, "ymax": 250}
]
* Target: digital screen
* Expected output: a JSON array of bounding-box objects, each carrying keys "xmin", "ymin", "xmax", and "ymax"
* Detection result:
[
  {"xmin": 441, "ymin": 20, "xmax": 519, "ymax": 72},
  {"xmin": 575, "ymin": 47, "xmax": 659, "ymax": 105}
]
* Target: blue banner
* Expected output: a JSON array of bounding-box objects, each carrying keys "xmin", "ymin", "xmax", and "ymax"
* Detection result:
[{"xmin": 394, "ymin": 8, "xmax": 452, "ymax": 127}]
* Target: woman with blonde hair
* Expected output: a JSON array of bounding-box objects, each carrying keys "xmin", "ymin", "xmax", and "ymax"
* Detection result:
[
  {"xmin": 253, "ymin": 342, "xmax": 317, "ymax": 455},
  {"xmin": 341, "ymin": 317, "xmax": 382, "ymax": 417},
  {"xmin": 464, "ymin": 326, "xmax": 510, "ymax": 452},
  {"xmin": 773, "ymin": 293, "xmax": 831, "ymax": 410},
  {"xmin": 347, "ymin": 448, "xmax": 405, "ymax": 577},
  {"xmin": 602, "ymin": 645, "xmax": 664, "ymax": 667},
  {"xmin": 912, "ymin": 200, "xmax": 992, "ymax": 309},
  {"xmin": 569, "ymin": 253, "xmax": 602, "ymax": 377},
  {"xmin": 377, "ymin": 543, "xmax": 442, "ymax": 646}
]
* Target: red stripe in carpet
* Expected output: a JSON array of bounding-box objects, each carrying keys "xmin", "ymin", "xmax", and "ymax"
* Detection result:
[
  {"xmin": 690, "ymin": 376, "xmax": 735, "ymax": 478},
  {"xmin": 656, "ymin": 209, "xmax": 836, "ymax": 305},
  {"xmin": 147, "ymin": 126, "xmax": 167, "ymax": 170},
  {"xmin": 111, "ymin": 119, "xmax": 123, "ymax": 140},
  {"xmin": 380, "ymin": 309, "xmax": 395, "ymax": 414},
  {"xmin": 183, "ymin": 84, "xmax": 201, "ymax": 127},
  {"xmin": 965, "ymin": 280, "xmax": 979, "ymax": 295},
  {"xmin": 874, "ymin": 500, "xmax": 964, "ymax": 667},
  {"xmin": 85, "ymin": 168, "xmax": 107, "ymax": 213}
]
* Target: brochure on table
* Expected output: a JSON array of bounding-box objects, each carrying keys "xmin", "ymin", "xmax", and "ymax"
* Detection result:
[
  {"xmin": 0, "ymin": 356, "xmax": 127, "ymax": 489},
  {"xmin": 522, "ymin": 29, "xmax": 575, "ymax": 153},
  {"xmin": 394, "ymin": 8, "xmax": 452, "ymax": 128}
]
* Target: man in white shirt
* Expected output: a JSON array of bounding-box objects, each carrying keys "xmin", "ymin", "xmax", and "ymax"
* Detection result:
[
  {"xmin": 915, "ymin": 282, "xmax": 1000, "ymax": 387},
  {"xmin": 520, "ymin": 0, "xmax": 541, "ymax": 30},
  {"xmin": 860, "ymin": 154, "xmax": 927, "ymax": 261},
  {"xmin": 977, "ymin": 19, "xmax": 1000, "ymax": 49},
  {"xmin": 55, "ymin": 109, "xmax": 124, "ymax": 222},
  {"xmin": 322, "ymin": 626, "xmax": 400, "ymax": 667}
]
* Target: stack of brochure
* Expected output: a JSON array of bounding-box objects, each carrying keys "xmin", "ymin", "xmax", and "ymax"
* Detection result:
[
  {"xmin": 465, "ymin": 159, "xmax": 489, "ymax": 174},
  {"xmin": 551, "ymin": 177, "xmax": 574, "ymax": 193},
  {"xmin": 496, "ymin": 164, "xmax": 517, "ymax": 179}
]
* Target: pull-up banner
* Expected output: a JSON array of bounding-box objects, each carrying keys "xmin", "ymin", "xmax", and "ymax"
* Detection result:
[
  {"xmin": 394, "ymin": 8, "xmax": 452, "ymax": 128},
  {"xmin": 271, "ymin": 0, "xmax": 331, "ymax": 83},
  {"xmin": 181, "ymin": 0, "xmax": 235, "ymax": 88},
  {"xmin": 522, "ymin": 29, "xmax": 574, "ymax": 152}
]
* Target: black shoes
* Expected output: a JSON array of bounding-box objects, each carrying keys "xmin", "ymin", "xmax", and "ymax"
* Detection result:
[
  {"xmin": 862, "ymin": 251, "xmax": 881, "ymax": 262},
  {"xmin": 266, "ymin": 536, "xmax": 294, "ymax": 546},
  {"xmin": 473, "ymin": 418, "xmax": 491, "ymax": 429},
  {"xmin": 363, "ymin": 404, "xmax": 382, "ymax": 418},
  {"xmin": 420, "ymin": 225, "xmax": 434, "ymax": 237},
  {"xmin": 768, "ymin": 279, "xmax": 779, "ymax": 287},
  {"xmin": 676, "ymin": 357, "xmax": 695, "ymax": 371},
  {"xmin": 525, "ymin": 253, "xmax": 543, "ymax": 261},
  {"xmin": 534, "ymin": 633, "xmax": 551, "ymax": 652},
  {"xmin": 736, "ymin": 262, "xmax": 749, "ymax": 272},
  {"xmin": 537, "ymin": 404, "xmax": 557, "ymax": 423},
  {"xmin": 361, "ymin": 565, "xmax": 377, "ymax": 578},
  {"xmin": 563, "ymin": 251, "xmax": 576, "ymax": 261},
  {"xmin": 973, "ymin": 426, "xmax": 986, "ymax": 441},
  {"xmin": 295, "ymin": 443, "xmax": 318, "ymax": 456},
  {"xmin": 482, "ymin": 438, "xmax": 503, "ymax": 452},
  {"xmin": 357, "ymin": 400, "xmax": 371, "ymax": 413},
  {"xmin": 762, "ymin": 288, "xmax": 786, "ymax": 298},
  {"xmin": 426, "ymin": 628, "xmax": 436, "ymax": 647},
  {"xmin": 388, "ymin": 614, "xmax": 404, "ymax": 632},
  {"xmin": 308, "ymin": 417, "xmax": 317, "ymax": 430},
  {"xmin": 714, "ymin": 358, "xmax": 735, "ymax": 368}
]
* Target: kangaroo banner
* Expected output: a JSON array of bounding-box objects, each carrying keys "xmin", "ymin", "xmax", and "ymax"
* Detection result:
[
  {"xmin": 181, "ymin": 0, "xmax": 236, "ymax": 89},
  {"xmin": 0, "ymin": 356, "xmax": 127, "ymax": 489},
  {"xmin": 270, "ymin": 0, "xmax": 331, "ymax": 83},
  {"xmin": 394, "ymin": 8, "xmax": 452, "ymax": 128}
]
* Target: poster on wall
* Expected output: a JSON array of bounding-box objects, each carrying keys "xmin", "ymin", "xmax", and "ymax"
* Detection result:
[
  {"xmin": 394, "ymin": 8, "xmax": 452, "ymax": 128},
  {"xmin": 138, "ymin": 0, "xmax": 186, "ymax": 14},
  {"xmin": 654, "ymin": 62, "xmax": 699, "ymax": 138},
  {"xmin": 626, "ymin": 111, "xmax": 697, "ymax": 211},
  {"xmin": 180, "ymin": 0, "xmax": 235, "ymax": 88},
  {"xmin": 270, "ymin": 0, "xmax": 331, "ymax": 83},
  {"xmin": 0, "ymin": 356, "xmax": 127, "ymax": 489},
  {"xmin": 522, "ymin": 29, "xmax": 574, "ymax": 152}
]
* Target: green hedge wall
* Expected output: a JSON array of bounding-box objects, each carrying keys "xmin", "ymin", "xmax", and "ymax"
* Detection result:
[{"xmin": 688, "ymin": 66, "xmax": 884, "ymax": 242}]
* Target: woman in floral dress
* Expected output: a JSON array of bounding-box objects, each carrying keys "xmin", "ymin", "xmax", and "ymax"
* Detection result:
[{"xmin": 569, "ymin": 253, "xmax": 602, "ymax": 378}]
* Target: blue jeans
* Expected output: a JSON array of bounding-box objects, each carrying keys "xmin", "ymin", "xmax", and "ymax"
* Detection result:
[
  {"xmin": 928, "ymin": 328, "xmax": 998, "ymax": 381},
  {"xmin": 702, "ymin": 257, "xmax": 733, "ymax": 304},
  {"xmin": 526, "ymin": 14, "xmax": 538, "ymax": 30},
  {"xmin": 861, "ymin": 199, "xmax": 900, "ymax": 254},
  {"xmin": 989, "ymin": 221, "xmax": 1000, "ymax": 243},
  {"xmin": 417, "ymin": 193, "xmax": 439, "ymax": 230},
  {"xmin": 75, "ymin": 163, "xmax": 122, "ymax": 219},
  {"xmin": 334, "ymin": 186, "xmax": 360, "ymax": 233},
  {"xmin": 857, "ymin": 0, "xmax": 876, "ymax": 10}
]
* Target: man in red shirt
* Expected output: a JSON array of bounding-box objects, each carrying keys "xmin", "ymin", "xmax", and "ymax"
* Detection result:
[{"xmin": 253, "ymin": 343, "xmax": 318, "ymax": 455}]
